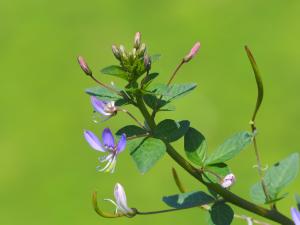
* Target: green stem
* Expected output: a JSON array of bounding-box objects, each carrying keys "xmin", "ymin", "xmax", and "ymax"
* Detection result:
[
  {"xmin": 135, "ymin": 95, "xmax": 293, "ymax": 225},
  {"xmin": 136, "ymin": 92, "xmax": 156, "ymax": 130},
  {"xmin": 136, "ymin": 206, "xmax": 196, "ymax": 215},
  {"xmin": 165, "ymin": 144, "xmax": 293, "ymax": 225}
]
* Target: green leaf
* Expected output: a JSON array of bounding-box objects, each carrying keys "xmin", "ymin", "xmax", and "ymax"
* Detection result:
[
  {"xmin": 205, "ymin": 131, "xmax": 253, "ymax": 165},
  {"xmin": 184, "ymin": 127, "xmax": 207, "ymax": 166},
  {"xmin": 250, "ymin": 153, "xmax": 299, "ymax": 204},
  {"xmin": 204, "ymin": 163, "xmax": 231, "ymax": 184},
  {"xmin": 142, "ymin": 73, "xmax": 159, "ymax": 87},
  {"xmin": 143, "ymin": 94, "xmax": 167, "ymax": 109},
  {"xmin": 154, "ymin": 119, "xmax": 190, "ymax": 142},
  {"xmin": 159, "ymin": 104, "xmax": 176, "ymax": 111},
  {"xmin": 115, "ymin": 125, "xmax": 148, "ymax": 138},
  {"xmin": 85, "ymin": 86, "xmax": 122, "ymax": 101},
  {"xmin": 127, "ymin": 137, "xmax": 166, "ymax": 173},
  {"xmin": 151, "ymin": 54, "xmax": 161, "ymax": 63},
  {"xmin": 209, "ymin": 202, "xmax": 234, "ymax": 225},
  {"xmin": 101, "ymin": 65, "xmax": 129, "ymax": 80},
  {"xmin": 163, "ymin": 191, "xmax": 215, "ymax": 209},
  {"xmin": 148, "ymin": 83, "xmax": 197, "ymax": 102}
]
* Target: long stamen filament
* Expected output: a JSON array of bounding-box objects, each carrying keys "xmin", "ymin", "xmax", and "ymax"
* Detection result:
[{"xmin": 119, "ymin": 108, "xmax": 146, "ymax": 129}]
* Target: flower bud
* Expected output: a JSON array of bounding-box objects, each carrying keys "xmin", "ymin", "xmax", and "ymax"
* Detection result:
[
  {"xmin": 134, "ymin": 32, "xmax": 141, "ymax": 49},
  {"xmin": 119, "ymin": 45, "xmax": 128, "ymax": 60},
  {"xmin": 137, "ymin": 43, "xmax": 146, "ymax": 57},
  {"xmin": 112, "ymin": 45, "xmax": 121, "ymax": 60},
  {"xmin": 77, "ymin": 56, "xmax": 92, "ymax": 76},
  {"xmin": 183, "ymin": 42, "xmax": 201, "ymax": 63},
  {"xmin": 144, "ymin": 55, "xmax": 151, "ymax": 71},
  {"xmin": 220, "ymin": 173, "xmax": 236, "ymax": 188}
]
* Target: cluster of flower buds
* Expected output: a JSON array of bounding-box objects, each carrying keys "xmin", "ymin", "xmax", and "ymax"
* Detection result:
[
  {"xmin": 110, "ymin": 32, "xmax": 149, "ymax": 81},
  {"xmin": 111, "ymin": 32, "xmax": 147, "ymax": 63}
]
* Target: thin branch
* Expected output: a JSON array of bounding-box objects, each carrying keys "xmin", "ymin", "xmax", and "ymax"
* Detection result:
[
  {"xmin": 172, "ymin": 168, "xmax": 271, "ymax": 225},
  {"xmin": 118, "ymin": 108, "xmax": 146, "ymax": 129},
  {"xmin": 245, "ymin": 46, "xmax": 270, "ymax": 203}
]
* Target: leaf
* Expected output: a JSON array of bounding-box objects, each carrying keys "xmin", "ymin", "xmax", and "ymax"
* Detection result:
[
  {"xmin": 245, "ymin": 46, "xmax": 264, "ymax": 121},
  {"xmin": 151, "ymin": 54, "xmax": 161, "ymax": 63},
  {"xmin": 143, "ymin": 94, "xmax": 168, "ymax": 109},
  {"xmin": 205, "ymin": 131, "xmax": 253, "ymax": 165},
  {"xmin": 85, "ymin": 86, "xmax": 122, "ymax": 101},
  {"xmin": 162, "ymin": 191, "xmax": 215, "ymax": 209},
  {"xmin": 101, "ymin": 65, "xmax": 129, "ymax": 80},
  {"xmin": 115, "ymin": 125, "xmax": 148, "ymax": 138},
  {"xmin": 142, "ymin": 73, "xmax": 159, "ymax": 87},
  {"xmin": 154, "ymin": 119, "xmax": 190, "ymax": 142},
  {"xmin": 159, "ymin": 104, "xmax": 176, "ymax": 111},
  {"xmin": 127, "ymin": 137, "xmax": 166, "ymax": 173},
  {"xmin": 203, "ymin": 163, "xmax": 231, "ymax": 184},
  {"xmin": 250, "ymin": 153, "xmax": 299, "ymax": 204},
  {"xmin": 146, "ymin": 83, "xmax": 197, "ymax": 103},
  {"xmin": 209, "ymin": 202, "xmax": 234, "ymax": 225},
  {"xmin": 184, "ymin": 127, "xmax": 207, "ymax": 166}
]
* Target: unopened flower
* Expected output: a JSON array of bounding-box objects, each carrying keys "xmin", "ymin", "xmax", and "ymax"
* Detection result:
[
  {"xmin": 183, "ymin": 42, "xmax": 201, "ymax": 63},
  {"xmin": 105, "ymin": 183, "xmax": 135, "ymax": 216},
  {"xmin": 137, "ymin": 43, "xmax": 146, "ymax": 57},
  {"xmin": 291, "ymin": 207, "xmax": 300, "ymax": 225},
  {"xmin": 119, "ymin": 45, "xmax": 127, "ymax": 59},
  {"xmin": 91, "ymin": 96, "xmax": 117, "ymax": 118},
  {"xmin": 220, "ymin": 173, "xmax": 236, "ymax": 188},
  {"xmin": 134, "ymin": 32, "xmax": 141, "ymax": 49},
  {"xmin": 144, "ymin": 54, "xmax": 151, "ymax": 71},
  {"xmin": 112, "ymin": 45, "xmax": 121, "ymax": 60},
  {"xmin": 78, "ymin": 56, "xmax": 92, "ymax": 76},
  {"xmin": 84, "ymin": 128, "xmax": 126, "ymax": 173}
]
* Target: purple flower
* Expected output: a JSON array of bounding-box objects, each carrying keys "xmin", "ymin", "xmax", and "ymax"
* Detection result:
[
  {"xmin": 105, "ymin": 183, "xmax": 134, "ymax": 216},
  {"xmin": 84, "ymin": 128, "xmax": 126, "ymax": 173},
  {"xmin": 91, "ymin": 96, "xmax": 117, "ymax": 119},
  {"xmin": 291, "ymin": 207, "xmax": 300, "ymax": 225},
  {"xmin": 220, "ymin": 173, "xmax": 236, "ymax": 188},
  {"xmin": 183, "ymin": 42, "xmax": 201, "ymax": 63}
]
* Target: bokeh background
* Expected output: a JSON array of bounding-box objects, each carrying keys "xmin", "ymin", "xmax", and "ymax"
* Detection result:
[{"xmin": 0, "ymin": 0, "xmax": 299, "ymax": 224}]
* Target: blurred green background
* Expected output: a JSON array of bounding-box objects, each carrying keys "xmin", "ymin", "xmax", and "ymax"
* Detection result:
[{"xmin": 0, "ymin": 0, "xmax": 299, "ymax": 224}]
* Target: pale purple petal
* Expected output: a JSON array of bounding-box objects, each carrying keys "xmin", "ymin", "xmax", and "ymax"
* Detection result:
[
  {"xmin": 91, "ymin": 96, "xmax": 111, "ymax": 116},
  {"xmin": 116, "ymin": 134, "xmax": 126, "ymax": 153},
  {"xmin": 83, "ymin": 130, "xmax": 105, "ymax": 152},
  {"xmin": 291, "ymin": 208, "xmax": 300, "ymax": 225},
  {"xmin": 102, "ymin": 128, "xmax": 115, "ymax": 148},
  {"xmin": 114, "ymin": 183, "xmax": 133, "ymax": 214}
]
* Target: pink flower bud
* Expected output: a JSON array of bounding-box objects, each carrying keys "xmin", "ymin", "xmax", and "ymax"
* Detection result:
[
  {"xmin": 183, "ymin": 42, "xmax": 201, "ymax": 63},
  {"xmin": 77, "ymin": 56, "xmax": 92, "ymax": 76},
  {"xmin": 112, "ymin": 45, "xmax": 121, "ymax": 60},
  {"xmin": 134, "ymin": 32, "xmax": 141, "ymax": 48},
  {"xmin": 220, "ymin": 173, "xmax": 236, "ymax": 188}
]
